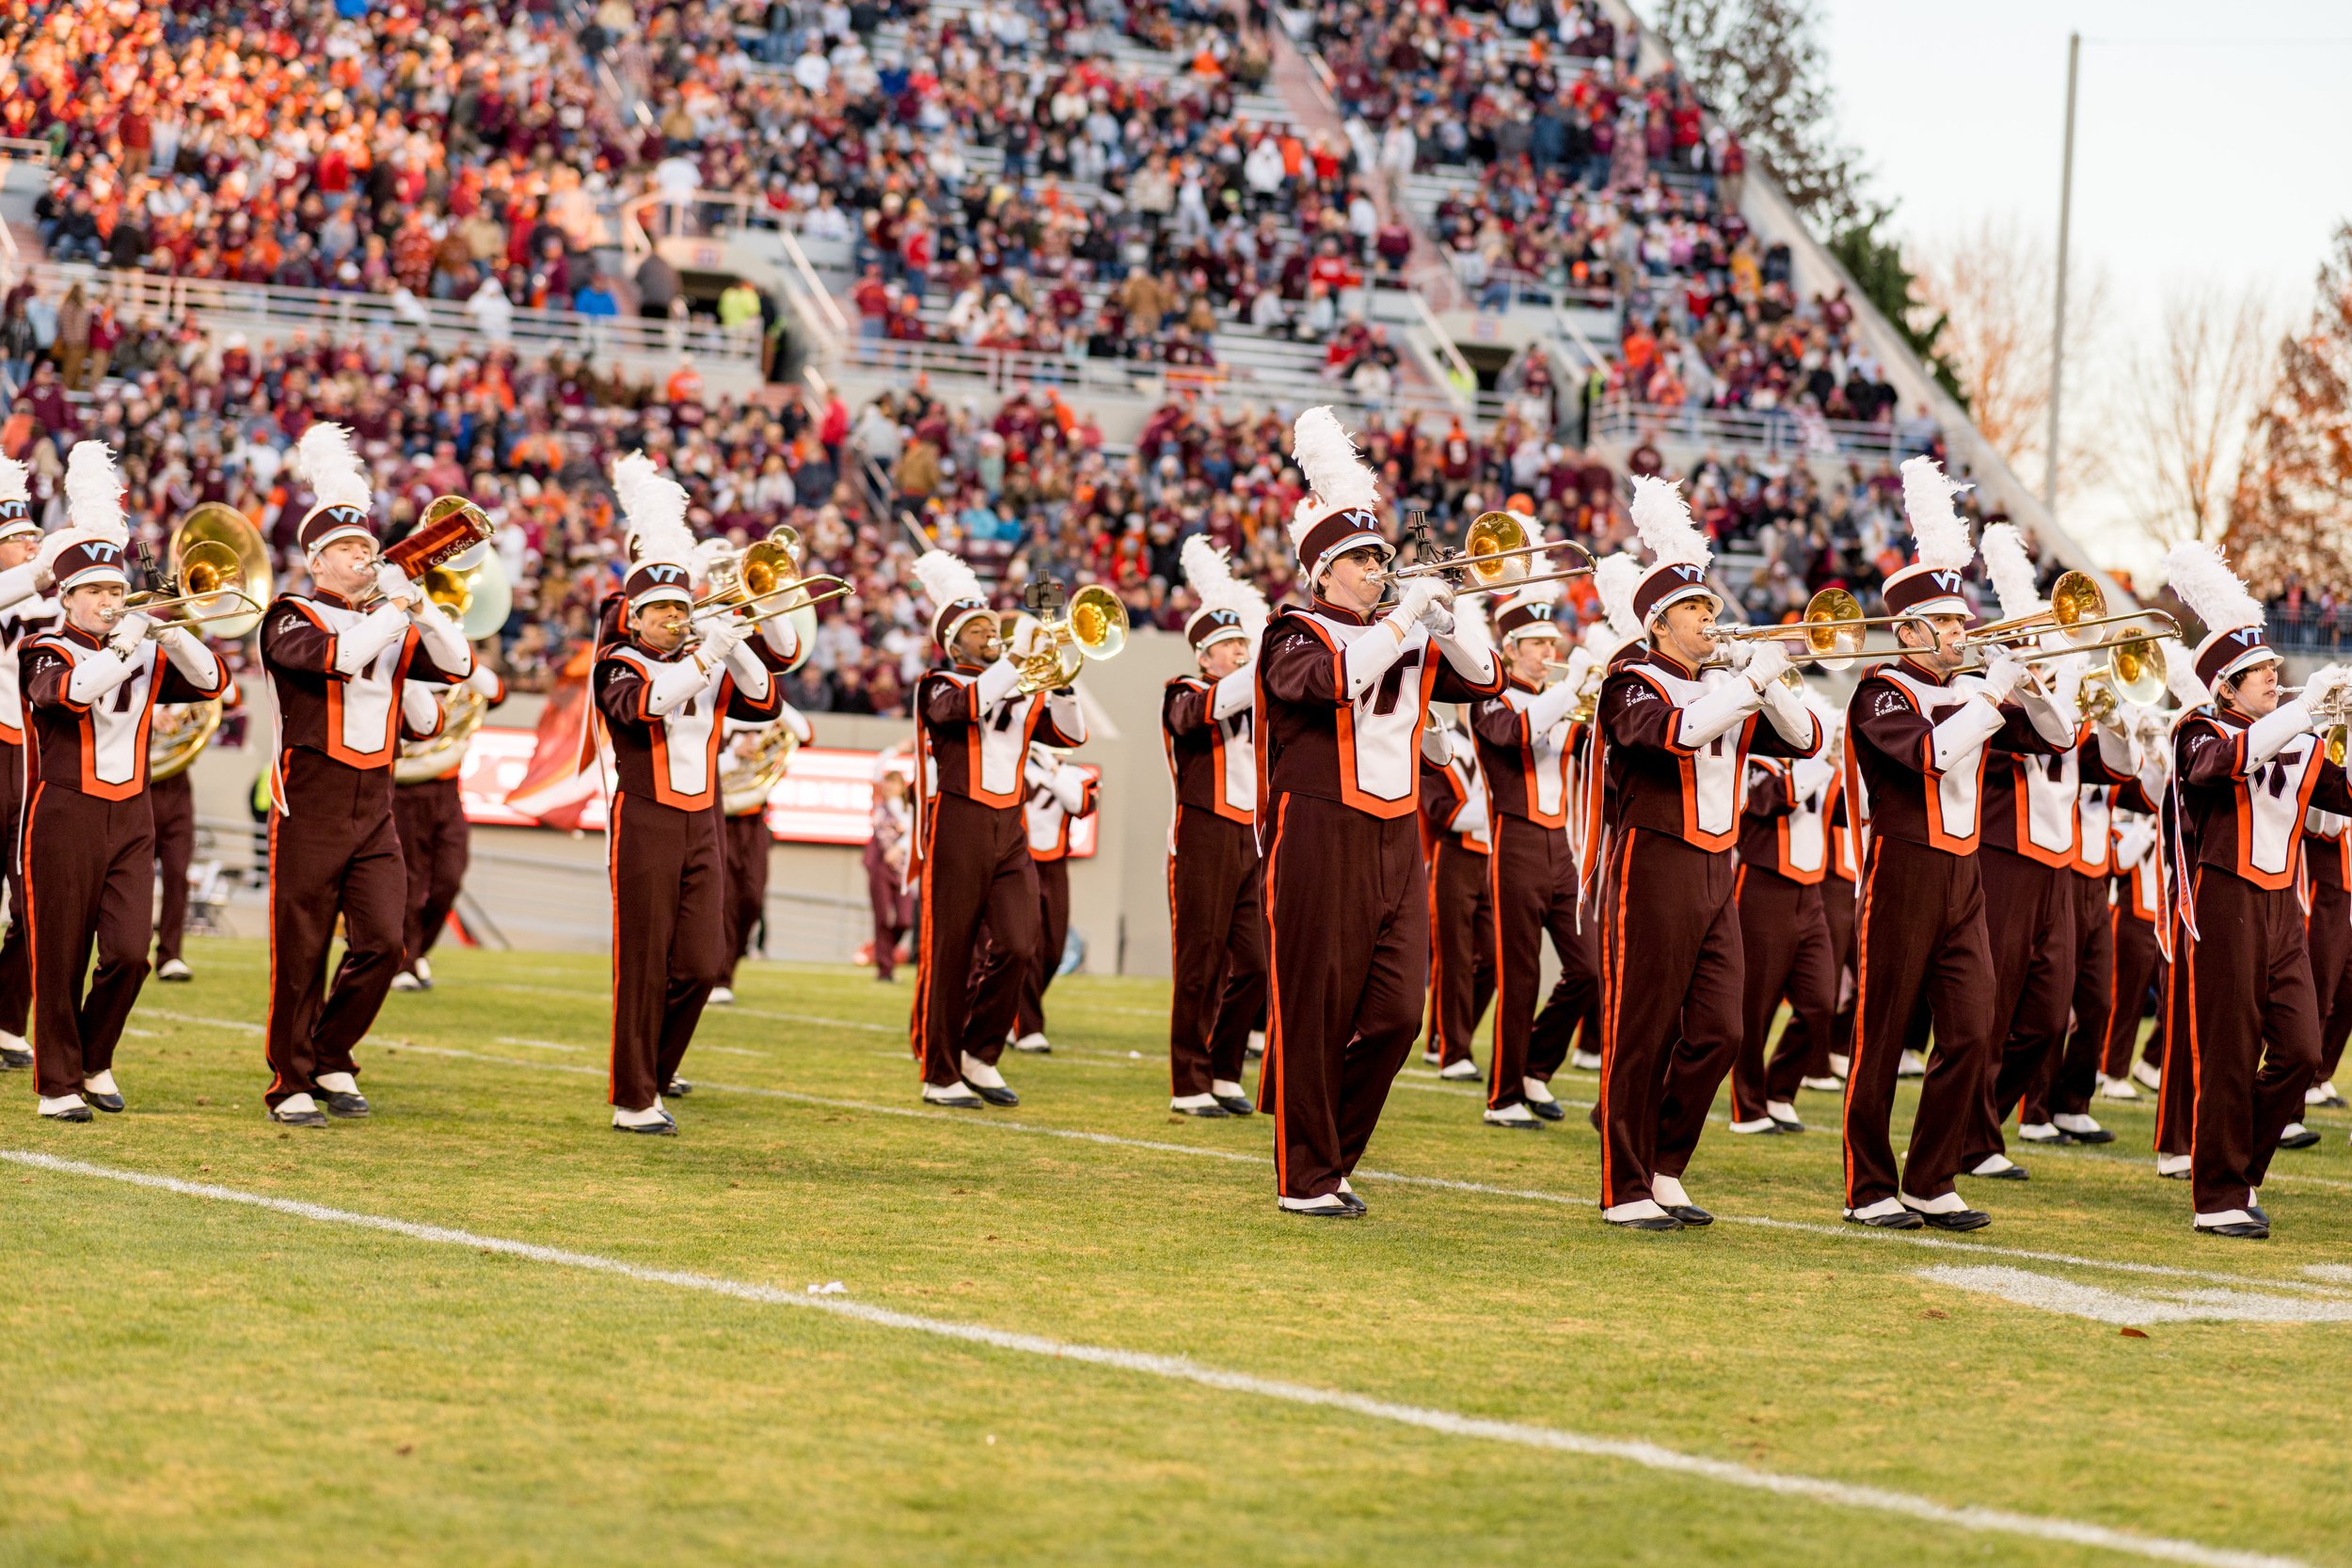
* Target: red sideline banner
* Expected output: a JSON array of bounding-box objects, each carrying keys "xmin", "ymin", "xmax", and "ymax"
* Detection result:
[{"xmin": 455, "ymin": 726, "xmax": 1098, "ymax": 854}]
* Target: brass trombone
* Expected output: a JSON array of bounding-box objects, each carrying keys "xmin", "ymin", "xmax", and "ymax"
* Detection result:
[
  {"xmin": 1380, "ymin": 512, "xmax": 1596, "ymax": 597},
  {"xmin": 127, "ymin": 502, "xmax": 275, "ymax": 639},
  {"xmin": 2076, "ymin": 636, "xmax": 2169, "ymax": 724},
  {"xmin": 693, "ymin": 529, "xmax": 851, "ymax": 621}
]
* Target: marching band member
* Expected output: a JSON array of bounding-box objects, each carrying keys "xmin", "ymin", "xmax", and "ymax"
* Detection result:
[
  {"xmin": 2157, "ymin": 543, "xmax": 2349, "ymax": 1236},
  {"xmin": 1470, "ymin": 575, "xmax": 1596, "ymax": 1128},
  {"xmin": 865, "ymin": 763, "xmax": 914, "ymax": 982},
  {"xmin": 713, "ymin": 704, "xmax": 814, "ymax": 1006},
  {"xmin": 1585, "ymin": 477, "xmax": 1820, "ymax": 1229},
  {"xmin": 389, "ymin": 663, "xmax": 506, "ymax": 991},
  {"xmin": 260, "ymin": 423, "xmax": 475, "ymax": 1127},
  {"xmin": 146, "ymin": 674, "xmax": 237, "ymax": 983},
  {"xmin": 592, "ymin": 453, "xmax": 782, "ymax": 1134},
  {"xmin": 1418, "ymin": 710, "xmax": 1490, "ymax": 1083},
  {"xmin": 2115, "ymin": 654, "xmax": 2202, "ymax": 1111},
  {"xmin": 1561, "ymin": 551, "xmax": 1646, "ymax": 1074},
  {"xmin": 907, "ymin": 549, "xmax": 1085, "ymax": 1109},
  {"xmin": 1958, "ymin": 525, "xmax": 2123, "ymax": 1174},
  {"xmin": 1727, "ymin": 692, "xmax": 1842, "ymax": 1135},
  {"xmin": 998, "ymin": 741, "xmax": 1099, "ymax": 1054},
  {"xmin": 20, "ymin": 442, "xmax": 230, "ymax": 1119},
  {"xmin": 1164, "ymin": 536, "xmax": 1267, "ymax": 1115},
  {"xmin": 1838, "ymin": 459, "xmax": 2073, "ymax": 1231},
  {"xmin": 2305, "ymin": 806, "xmax": 2350, "ymax": 1114},
  {"xmin": 1257, "ymin": 407, "xmax": 1502, "ymax": 1215},
  {"xmin": 0, "ymin": 454, "xmax": 59, "ymax": 1069}
]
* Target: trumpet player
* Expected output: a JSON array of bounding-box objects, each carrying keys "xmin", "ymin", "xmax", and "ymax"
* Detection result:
[
  {"xmin": 259, "ymin": 423, "xmax": 476, "ymax": 1128},
  {"xmin": 1164, "ymin": 536, "xmax": 1268, "ymax": 1114},
  {"xmin": 1838, "ymin": 459, "xmax": 2073, "ymax": 1232},
  {"xmin": 1418, "ymin": 708, "xmax": 1491, "ymax": 1083},
  {"xmin": 713, "ymin": 705, "xmax": 814, "ymax": 1006},
  {"xmin": 1584, "ymin": 478, "xmax": 1819, "ymax": 1230},
  {"xmin": 1470, "ymin": 578, "xmax": 1597, "ymax": 1129},
  {"xmin": 907, "ymin": 549, "xmax": 1085, "ymax": 1110},
  {"xmin": 1728, "ymin": 691, "xmax": 1842, "ymax": 1135},
  {"xmin": 0, "ymin": 454, "xmax": 59, "ymax": 1071},
  {"xmin": 2157, "ymin": 543, "xmax": 2350, "ymax": 1237},
  {"xmin": 1257, "ymin": 407, "xmax": 1502, "ymax": 1215},
  {"xmin": 389, "ymin": 664, "xmax": 507, "ymax": 992},
  {"xmin": 19, "ymin": 442, "xmax": 230, "ymax": 1120},
  {"xmin": 593, "ymin": 454, "xmax": 783, "ymax": 1134}
]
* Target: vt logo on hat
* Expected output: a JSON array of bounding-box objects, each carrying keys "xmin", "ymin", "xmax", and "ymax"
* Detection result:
[
  {"xmin": 1931, "ymin": 569, "xmax": 1963, "ymax": 594},
  {"xmin": 645, "ymin": 564, "xmax": 686, "ymax": 585}
]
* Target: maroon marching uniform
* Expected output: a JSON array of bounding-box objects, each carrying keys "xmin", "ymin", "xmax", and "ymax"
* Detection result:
[
  {"xmin": 393, "ymin": 667, "xmax": 507, "ymax": 974},
  {"xmin": 1729, "ymin": 749, "xmax": 1839, "ymax": 1128},
  {"xmin": 2306, "ymin": 813, "xmax": 2351, "ymax": 1094},
  {"xmin": 0, "ymin": 547, "xmax": 60, "ymax": 1053},
  {"xmin": 261, "ymin": 586, "xmax": 473, "ymax": 1109},
  {"xmin": 21, "ymin": 618, "xmax": 229, "ymax": 1101},
  {"xmin": 1163, "ymin": 665, "xmax": 1266, "ymax": 1102},
  {"xmin": 593, "ymin": 627, "xmax": 782, "ymax": 1111},
  {"xmin": 1004, "ymin": 751, "xmax": 1099, "ymax": 1042},
  {"xmin": 1470, "ymin": 663, "xmax": 1599, "ymax": 1118},
  {"xmin": 718, "ymin": 705, "xmax": 813, "ymax": 988},
  {"xmin": 2105, "ymin": 802, "xmax": 2169, "ymax": 1084},
  {"xmin": 1418, "ymin": 724, "xmax": 1490, "ymax": 1072},
  {"xmin": 1588, "ymin": 642, "xmax": 1820, "ymax": 1214},
  {"xmin": 1839, "ymin": 656, "xmax": 2066, "ymax": 1217}
]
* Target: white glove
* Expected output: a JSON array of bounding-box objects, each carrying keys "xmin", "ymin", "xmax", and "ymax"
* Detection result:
[
  {"xmin": 695, "ymin": 615, "xmax": 747, "ymax": 665},
  {"xmin": 1009, "ymin": 617, "xmax": 1051, "ymax": 663},
  {"xmin": 2301, "ymin": 664, "xmax": 2351, "ymax": 714},
  {"xmin": 1979, "ymin": 654, "xmax": 2026, "ymax": 703},
  {"xmin": 1419, "ymin": 595, "xmax": 1455, "ymax": 637},
  {"xmin": 1393, "ymin": 578, "xmax": 1442, "ymax": 626},
  {"xmin": 1742, "ymin": 641, "xmax": 1793, "ymax": 691},
  {"xmin": 106, "ymin": 611, "xmax": 154, "ymax": 654},
  {"xmin": 1715, "ymin": 634, "xmax": 1754, "ymax": 672},
  {"xmin": 375, "ymin": 561, "xmax": 419, "ymax": 608},
  {"xmin": 1420, "ymin": 721, "xmax": 1453, "ymax": 766}
]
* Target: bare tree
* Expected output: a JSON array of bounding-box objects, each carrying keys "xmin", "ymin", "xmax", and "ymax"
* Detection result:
[
  {"xmin": 1909, "ymin": 214, "xmax": 2114, "ymax": 512},
  {"xmin": 1651, "ymin": 0, "xmax": 1867, "ymax": 231},
  {"xmin": 2225, "ymin": 221, "xmax": 2352, "ymax": 595},
  {"xmin": 2122, "ymin": 280, "xmax": 2277, "ymax": 549}
]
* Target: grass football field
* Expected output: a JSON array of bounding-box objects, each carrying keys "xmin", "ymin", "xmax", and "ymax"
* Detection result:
[{"xmin": 4, "ymin": 937, "xmax": 2349, "ymax": 1568}]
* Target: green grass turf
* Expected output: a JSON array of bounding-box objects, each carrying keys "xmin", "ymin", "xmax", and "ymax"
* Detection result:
[{"xmin": 3, "ymin": 937, "xmax": 2349, "ymax": 1567}]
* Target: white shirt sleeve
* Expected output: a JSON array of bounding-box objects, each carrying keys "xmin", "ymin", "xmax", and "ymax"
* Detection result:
[
  {"xmin": 0, "ymin": 562, "xmax": 40, "ymax": 612},
  {"xmin": 724, "ymin": 639, "xmax": 772, "ymax": 703},
  {"xmin": 157, "ymin": 629, "xmax": 222, "ymax": 691},
  {"xmin": 644, "ymin": 657, "xmax": 713, "ymax": 717},
  {"xmin": 975, "ymin": 657, "xmax": 1022, "ymax": 708},
  {"xmin": 1931, "ymin": 698, "xmax": 2010, "ymax": 774},
  {"xmin": 333, "ymin": 603, "xmax": 413, "ymax": 676},
  {"xmin": 1210, "ymin": 665, "xmax": 1253, "ymax": 721},
  {"xmin": 1676, "ymin": 677, "xmax": 1766, "ymax": 750},
  {"xmin": 410, "ymin": 603, "xmax": 474, "ymax": 680},
  {"xmin": 65, "ymin": 647, "xmax": 139, "ymax": 705}
]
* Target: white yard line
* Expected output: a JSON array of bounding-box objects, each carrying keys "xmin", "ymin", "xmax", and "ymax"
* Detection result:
[
  {"xmin": 1, "ymin": 1148, "xmax": 2312, "ymax": 1568},
  {"xmin": 496, "ymin": 1037, "xmax": 585, "ymax": 1053},
  {"xmin": 377, "ymin": 1044, "xmax": 2352, "ymax": 1300}
]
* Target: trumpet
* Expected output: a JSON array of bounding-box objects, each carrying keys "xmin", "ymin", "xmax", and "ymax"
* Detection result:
[
  {"xmin": 2076, "ymin": 636, "xmax": 2170, "ymax": 724},
  {"xmin": 126, "ymin": 502, "xmax": 275, "ymax": 638},
  {"xmin": 1380, "ymin": 512, "xmax": 1596, "ymax": 598},
  {"xmin": 1006, "ymin": 581, "xmax": 1127, "ymax": 695}
]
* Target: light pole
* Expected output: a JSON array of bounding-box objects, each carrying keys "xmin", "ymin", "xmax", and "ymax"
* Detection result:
[{"xmin": 2045, "ymin": 30, "xmax": 2080, "ymax": 515}]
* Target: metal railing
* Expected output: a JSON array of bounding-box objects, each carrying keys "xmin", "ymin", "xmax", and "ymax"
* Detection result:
[
  {"xmin": 2268, "ymin": 609, "xmax": 2352, "ymax": 654},
  {"xmin": 24, "ymin": 261, "xmax": 759, "ymax": 372},
  {"xmin": 1588, "ymin": 394, "xmax": 1938, "ymax": 464}
]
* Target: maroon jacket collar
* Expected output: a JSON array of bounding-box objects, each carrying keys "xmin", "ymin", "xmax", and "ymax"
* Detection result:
[
  {"xmin": 1895, "ymin": 655, "xmax": 1952, "ymax": 688},
  {"xmin": 61, "ymin": 621, "xmax": 104, "ymax": 649},
  {"xmin": 1309, "ymin": 594, "xmax": 1375, "ymax": 627}
]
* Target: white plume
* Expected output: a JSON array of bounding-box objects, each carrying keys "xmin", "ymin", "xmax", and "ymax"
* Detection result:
[
  {"xmin": 2159, "ymin": 541, "xmax": 2263, "ymax": 638},
  {"xmin": 293, "ymin": 421, "xmax": 373, "ymax": 514},
  {"xmin": 1181, "ymin": 533, "xmax": 1269, "ymax": 646},
  {"xmin": 0, "ymin": 454, "xmax": 27, "ymax": 506},
  {"xmin": 1286, "ymin": 405, "xmax": 1381, "ymax": 543},
  {"xmin": 1899, "ymin": 456, "xmax": 1973, "ymax": 571},
  {"xmin": 610, "ymin": 451, "xmax": 693, "ymax": 568},
  {"xmin": 1594, "ymin": 549, "xmax": 1645, "ymax": 641},
  {"xmin": 63, "ymin": 440, "xmax": 127, "ymax": 544},
  {"xmin": 913, "ymin": 548, "xmax": 986, "ymax": 618},
  {"xmin": 1979, "ymin": 523, "xmax": 2044, "ymax": 620},
  {"xmin": 1628, "ymin": 476, "xmax": 1709, "ymax": 568},
  {"xmin": 2160, "ymin": 637, "xmax": 2209, "ymax": 707},
  {"xmin": 1452, "ymin": 587, "xmax": 1492, "ymax": 653}
]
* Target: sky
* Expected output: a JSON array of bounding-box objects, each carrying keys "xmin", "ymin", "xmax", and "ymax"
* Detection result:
[{"xmin": 1802, "ymin": 1, "xmax": 2352, "ymax": 565}]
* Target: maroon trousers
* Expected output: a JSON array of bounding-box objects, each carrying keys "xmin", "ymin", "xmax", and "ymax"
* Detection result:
[
  {"xmin": 2029, "ymin": 872, "xmax": 2115, "ymax": 1123},
  {"xmin": 1596, "ymin": 831, "xmax": 1741, "ymax": 1209},
  {"xmin": 912, "ymin": 792, "xmax": 1036, "ymax": 1085},
  {"xmin": 0, "ymin": 738, "xmax": 31, "ymax": 1037},
  {"xmin": 393, "ymin": 775, "xmax": 469, "ymax": 968},
  {"xmin": 24, "ymin": 786, "xmax": 152, "ymax": 1099},
  {"xmin": 149, "ymin": 771, "xmax": 194, "ymax": 963},
  {"xmin": 1259, "ymin": 794, "xmax": 1426, "ymax": 1203},
  {"xmin": 1841, "ymin": 836, "xmax": 1998, "ymax": 1208},
  {"xmin": 1730, "ymin": 865, "xmax": 1836, "ymax": 1120},
  {"xmin": 606, "ymin": 792, "xmax": 727, "ymax": 1110},
  {"xmin": 1486, "ymin": 816, "xmax": 1597, "ymax": 1110},
  {"xmin": 1168, "ymin": 807, "xmax": 1266, "ymax": 1098},
  {"xmin": 2104, "ymin": 903, "xmax": 2164, "ymax": 1078},
  {"xmin": 2311, "ymin": 880, "xmax": 2351, "ymax": 1083},
  {"xmin": 1422, "ymin": 834, "xmax": 1490, "ymax": 1068},
  {"xmin": 2166, "ymin": 872, "xmax": 2320, "ymax": 1215},
  {"xmin": 864, "ymin": 844, "xmax": 912, "ymax": 980},
  {"xmin": 1963, "ymin": 847, "xmax": 2078, "ymax": 1164},
  {"xmin": 264, "ymin": 753, "xmax": 405, "ymax": 1109},
  {"xmin": 721, "ymin": 808, "xmax": 771, "ymax": 982},
  {"xmin": 1777, "ymin": 873, "xmax": 1856, "ymax": 1078},
  {"xmin": 1012, "ymin": 855, "xmax": 1071, "ymax": 1039}
]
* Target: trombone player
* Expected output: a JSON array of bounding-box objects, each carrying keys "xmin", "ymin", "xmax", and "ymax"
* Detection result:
[
  {"xmin": 714, "ymin": 702, "xmax": 814, "ymax": 1006},
  {"xmin": 0, "ymin": 454, "xmax": 59, "ymax": 1070},
  {"xmin": 260, "ymin": 423, "xmax": 477, "ymax": 1128}
]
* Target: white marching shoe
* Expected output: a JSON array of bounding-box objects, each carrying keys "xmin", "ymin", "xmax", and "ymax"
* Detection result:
[
  {"xmin": 612, "ymin": 1100, "xmax": 676, "ymax": 1135},
  {"xmin": 1437, "ymin": 1057, "xmax": 1482, "ymax": 1080},
  {"xmin": 2155, "ymin": 1152, "xmax": 2193, "ymax": 1180},
  {"xmin": 2096, "ymin": 1073, "xmax": 2141, "ymax": 1101},
  {"xmin": 37, "ymin": 1093, "xmax": 91, "ymax": 1122},
  {"xmin": 1828, "ymin": 1053, "xmax": 1851, "ymax": 1080},
  {"xmin": 922, "ymin": 1081, "xmax": 986, "ymax": 1108},
  {"xmin": 707, "ymin": 986, "xmax": 735, "ymax": 1006},
  {"xmin": 155, "ymin": 957, "xmax": 192, "ymax": 982},
  {"xmin": 1522, "ymin": 1077, "xmax": 1565, "ymax": 1120},
  {"xmin": 2131, "ymin": 1058, "xmax": 2162, "ymax": 1090},
  {"xmin": 1245, "ymin": 1030, "xmax": 1266, "ymax": 1059},
  {"xmin": 388, "ymin": 971, "xmax": 423, "ymax": 991},
  {"xmin": 2307, "ymin": 1079, "xmax": 2344, "ymax": 1108},
  {"xmin": 1800, "ymin": 1075, "xmax": 1845, "ymax": 1093},
  {"xmin": 1569, "ymin": 1049, "xmax": 1603, "ymax": 1071},
  {"xmin": 0, "ymin": 1029, "xmax": 27, "ymax": 1069},
  {"xmin": 1765, "ymin": 1099, "xmax": 1804, "ymax": 1132},
  {"xmin": 1012, "ymin": 1032, "xmax": 1052, "ymax": 1053},
  {"xmin": 1897, "ymin": 1050, "xmax": 1928, "ymax": 1079},
  {"xmin": 1482, "ymin": 1101, "xmax": 1541, "ymax": 1129},
  {"xmin": 958, "ymin": 1053, "xmax": 1018, "ymax": 1106}
]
